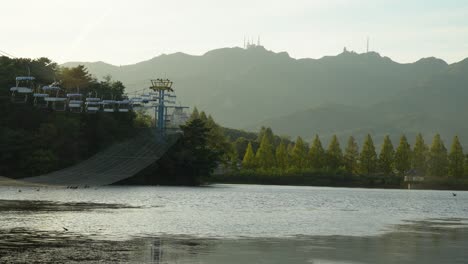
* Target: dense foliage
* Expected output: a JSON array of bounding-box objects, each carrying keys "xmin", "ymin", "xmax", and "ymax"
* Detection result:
[
  {"xmin": 0, "ymin": 56, "xmax": 144, "ymax": 178},
  {"xmin": 213, "ymin": 123, "xmax": 468, "ymax": 188}
]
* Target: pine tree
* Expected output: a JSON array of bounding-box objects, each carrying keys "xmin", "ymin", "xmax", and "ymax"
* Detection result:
[
  {"xmin": 448, "ymin": 135, "xmax": 464, "ymax": 178},
  {"xmin": 427, "ymin": 134, "xmax": 448, "ymax": 177},
  {"xmin": 199, "ymin": 111, "xmax": 208, "ymax": 122},
  {"xmin": 255, "ymin": 134, "xmax": 276, "ymax": 169},
  {"xmin": 464, "ymin": 155, "xmax": 468, "ymax": 178},
  {"xmin": 378, "ymin": 135, "xmax": 395, "ymax": 175},
  {"xmin": 412, "ymin": 133, "xmax": 428, "ymax": 175},
  {"xmin": 359, "ymin": 134, "xmax": 377, "ymax": 175},
  {"xmin": 309, "ymin": 135, "xmax": 325, "ymax": 170},
  {"xmin": 344, "ymin": 136, "xmax": 359, "ymax": 174},
  {"xmin": 326, "ymin": 135, "xmax": 343, "ymax": 170},
  {"xmin": 290, "ymin": 136, "xmax": 308, "ymax": 169},
  {"xmin": 242, "ymin": 142, "xmax": 256, "ymax": 169},
  {"xmin": 275, "ymin": 141, "xmax": 289, "ymax": 170},
  {"xmin": 190, "ymin": 107, "xmax": 199, "ymax": 120},
  {"xmin": 394, "ymin": 135, "xmax": 411, "ymax": 175}
]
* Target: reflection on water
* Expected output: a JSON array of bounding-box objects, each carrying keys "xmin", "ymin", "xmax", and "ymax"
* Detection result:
[
  {"xmin": 0, "ymin": 185, "xmax": 467, "ymax": 263},
  {"xmin": 1, "ymin": 220, "xmax": 468, "ymax": 263}
]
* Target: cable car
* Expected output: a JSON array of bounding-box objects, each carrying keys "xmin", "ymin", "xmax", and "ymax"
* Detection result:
[
  {"xmin": 67, "ymin": 93, "xmax": 83, "ymax": 113},
  {"xmin": 85, "ymin": 97, "xmax": 101, "ymax": 113},
  {"xmin": 117, "ymin": 100, "xmax": 131, "ymax": 112},
  {"xmin": 101, "ymin": 100, "xmax": 116, "ymax": 112},
  {"xmin": 43, "ymin": 84, "xmax": 67, "ymax": 111},
  {"xmin": 33, "ymin": 85, "xmax": 49, "ymax": 108},
  {"xmin": 10, "ymin": 76, "xmax": 34, "ymax": 103}
]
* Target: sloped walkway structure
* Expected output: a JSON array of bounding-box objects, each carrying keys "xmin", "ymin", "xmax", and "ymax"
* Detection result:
[{"xmin": 20, "ymin": 130, "xmax": 180, "ymax": 186}]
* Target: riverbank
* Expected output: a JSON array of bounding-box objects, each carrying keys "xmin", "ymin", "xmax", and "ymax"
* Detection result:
[{"xmin": 210, "ymin": 172, "xmax": 468, "ymax": 190}]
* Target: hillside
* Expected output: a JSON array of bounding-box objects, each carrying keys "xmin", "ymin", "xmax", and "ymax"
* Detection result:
[{"xmin": 62, "ymin": 46, "xmax": 468, "ymax": 145}]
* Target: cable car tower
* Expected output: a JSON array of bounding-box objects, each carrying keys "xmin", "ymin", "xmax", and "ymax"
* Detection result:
[{"xmin": 149, "ymin": 78, "xmax": 184, "ymax": 132}]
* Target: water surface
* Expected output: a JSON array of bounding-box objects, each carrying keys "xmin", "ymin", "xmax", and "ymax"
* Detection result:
[{"xmin": 0, "ymin": 184, "xmax": 467, "ymax": 263}]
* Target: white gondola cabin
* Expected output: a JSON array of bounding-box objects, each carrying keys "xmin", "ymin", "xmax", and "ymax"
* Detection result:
[
  {"xmin": 43, "ymin": 85, "xmax": 67, "ymax": 111},
  {"xmin": 85, "ymin": 97, "xmax": 101, "ymax": 113},
  {"xmin": 67, "ymin": 93, "xmax": 83, "ymax": 113},
  {"xmin": 10, "ymin": 76, "xmax": 35, "ymax": 103}
]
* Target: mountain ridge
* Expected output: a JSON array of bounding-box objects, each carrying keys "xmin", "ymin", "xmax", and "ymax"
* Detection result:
[{"xmin": 62, "ymin": 46, "xmax": 468, "ymax": 145}]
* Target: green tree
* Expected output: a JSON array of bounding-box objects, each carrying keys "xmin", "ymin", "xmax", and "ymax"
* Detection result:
[
  {"xmin": 412, "ymin": 133, "xmax": 428, "ymax": 175},
  {"xmin": 343, "ymin": 136, "xmax": 359, "ymax": 174},
  {"xmin": 190, "ymin": 107, "xmax": 200, "ymax": 120},
  {"xmin": 448, "ymin": 135, "xmax": 464, "ymax": 178},
  {"xmin": 378, "ymin": 135, "xmax": 395, "ymax": 175},
  {"xmin": 427, "ymin": 134, "xmax": 448, "ymax": 177},
  {"xmin": 242, "ymin": 142, "xmax": 256, "ymax": 169},
  {"xmin": 255, "ymin": 134, "xmax": 276, "ymax": 169},
  {"xmin": 394, "ymin": 135, "xmax": 411, "ymax": 175},
  {"xmin": 275, "ymin": 141, "xmax": 289, "ymax": 170},
  {"xmin": 326, "ymin": 135, "xmax": 343, "ymax": 170},
  {"xmin": 309, "ymin": 135, "xmax": 325, "ymax": 170},
  {"xmin": 359, "ymin": 134, "xmax": 377, "ymax": 175},
  {"xmin": 290, "ymin": 136, "xmax": 308, "ymax": 169},
  {"xmin": 464, "ymin": 155, "xmax": 468, "ymax": 178}
]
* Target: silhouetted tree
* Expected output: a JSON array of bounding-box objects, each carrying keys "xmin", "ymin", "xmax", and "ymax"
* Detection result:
[
  {"xmin": 343, "ymin": 136, "xmax": 359, "ymax": 174},
  {"xmin": 378, "ymin": 135, "xmax": 395, "ymax": 175},
  {"xmin": 448, "ymin": 135, "xmax": 464, "ymax": 178}
]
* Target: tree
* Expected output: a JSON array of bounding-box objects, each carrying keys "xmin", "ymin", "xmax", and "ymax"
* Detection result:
[
  {"xmin": 394, "ymin": 135, "xmax": 411, "ymax": 175},
  {"xmin": 190, "ymin": 107, "xmax": 200, "ymax": 120},
  {"xmin": 359, "ymin": 134, "xmax": 377, "ymax": 175},
  {"xmin": 343, "ymin": 136, "xmax": 359, "ymax": 174},
  {"xmin": 412, "ymin": 133, "xmax": 428, "ymax": 175},
  {"xmin": 290, "ymin": 136, "xmax": 308, "ymax": 169},
  {"xmin": 242, "ymin": 142, "xmax": 256, "ymax": 169},
  {"xmin": 309, "ymin": 135, "xmax": 325, "ymax": 170},
  {"xmin": 464, "ymin": 155, "xmax": 468, "ymax": 178},
  {"xmin": 275, "ymin": 141, "xmax": 289, "ymax": 170},
  {"xmin": 378, "ymin": 135, "xmax": 395, "ymax": 175},
  {"xmin": 427, "ymin": 134, "xmax": 448, "ymax": 177},
  {"xmin": 156, "ymin": 118, "xmax": 221, "ymax": 185},
  {"xmin": 255, "ymin": 134, "xmax": 276, "ymax": 169},
  {"xmin": 448, "ymin": 135, "xmax": 464, "ymax": 178},
  {"xmin": 326, "ymin": 135, "xmax": 343, "ymax": 170}
]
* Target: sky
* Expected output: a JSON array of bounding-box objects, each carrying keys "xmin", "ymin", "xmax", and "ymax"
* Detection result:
[{"xmin": 1, "ymin": 0, "xmax": 468, "ymax": 65}]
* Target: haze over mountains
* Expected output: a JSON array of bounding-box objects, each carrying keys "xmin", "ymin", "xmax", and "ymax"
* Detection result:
[{"xmin": 63, "ymin": 46, "xmax": 468, "ymax": 146}]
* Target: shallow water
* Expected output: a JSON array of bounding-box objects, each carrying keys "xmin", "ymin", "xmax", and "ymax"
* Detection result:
[{"xmin": 0, "ymin": 184, "xmax": 467, "ymax": 263}]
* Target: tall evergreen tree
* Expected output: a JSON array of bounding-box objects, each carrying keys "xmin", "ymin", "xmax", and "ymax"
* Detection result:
[
  {"xmin": 255, "ymin": 134, "xmax": 276, "ymax": 169},
  {"xmin": 343, "ymin": 136, "xmax": 359, "ymax": 174},
  {"xmin": 394, "ymin": 135, "xmax": 411, "ymax": 175},
  {"xmin": 275, "ymin": 141, "xmax": 289, "ymax": 170},
  {"xmin": 412, "ymin": 133, "xmax": 428, "ymax": 175},
  {"xmin": 378, "ymin": 135, "xmax": 395, "ymax": 175},
  {"xmin": 326, "ymin": 135, "xmax": 343, "ymax": 170},
  {"xmin": 242, "ymin": 142, "xmax": 256, "ymax": 169},
  {"xmin": 464, "ymin": 155, "xmax": 468, "ymax": 178},
  {"xmin": 448, "ymin": 135, "xmax": 464, "ymax": 178},
  {"xmin": 190, "ymin": 107, "xmax": 200, "ymax": 120},
  {"xmin": 427, "ymin": 134, "xmax": 448, "ymax": 177},
  {"xmin": 309, "ymin": 135, "xmax": 325, "ymax": 170},
  {"xmin": 199, "ymin": 111, "xmax": 208, "ymax": 122},
  {"xmin": 359, "ymin": 134, "xmax": 377, "ymax": 175},
  {"xmin": 290, "ymin": 136, "xmax": 308, "ymax": 169}
]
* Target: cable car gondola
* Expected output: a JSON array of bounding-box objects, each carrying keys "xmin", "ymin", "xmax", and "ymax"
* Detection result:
[
  {"xmin": 67, "ymin": 93, "xmax": 83, "ymax": 113},
  {"xmin": 10, "ymin": 76, "xmax": 34, "ymax": 103},
  {"xmin": 43, "ymin": 84, "xmax": 67, "ymax": 111}
]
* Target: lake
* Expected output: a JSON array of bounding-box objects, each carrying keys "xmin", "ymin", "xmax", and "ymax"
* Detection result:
[{"xmin": 0, "ymin": 184, "xmax": 467, "ymax": 263}]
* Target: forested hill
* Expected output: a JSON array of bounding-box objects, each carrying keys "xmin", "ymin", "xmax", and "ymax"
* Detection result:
[{"xmin": 63, "ymin": 46, "xmax": 468, "ymax": 144}]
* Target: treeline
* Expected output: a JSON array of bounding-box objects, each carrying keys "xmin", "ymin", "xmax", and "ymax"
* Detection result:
[
  {"xmin": 0, "ymin": 56, "xmax": 148, "ymax": 178},
  {"xmin": 229, "ymin": 127, "xmax": 468, "ymax": 179}
]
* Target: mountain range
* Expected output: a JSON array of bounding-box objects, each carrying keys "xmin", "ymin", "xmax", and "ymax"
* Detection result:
[{"xmin": 62, "ymin": 46, "xmax": 468, "ymax": 146}]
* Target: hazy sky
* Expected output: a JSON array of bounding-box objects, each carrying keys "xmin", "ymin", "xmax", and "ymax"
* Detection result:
[{"xmin": 1, "ymin": 0, "xmax": 467, "ymax": 65}]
